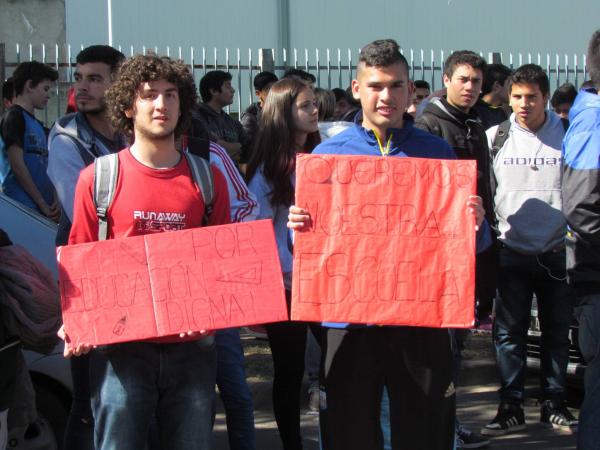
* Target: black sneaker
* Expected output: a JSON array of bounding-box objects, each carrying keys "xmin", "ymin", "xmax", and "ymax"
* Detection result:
[
  {"xmin": 481, "ymin": 402, "xmax": 525, "ymax": 436},
  {"xmin": 540, "ymin": 400, "xmax": 578, "ymax": 430},
  {"xmin": 456, "ymin": 425, "xmax": 490, "ymax": 448}
]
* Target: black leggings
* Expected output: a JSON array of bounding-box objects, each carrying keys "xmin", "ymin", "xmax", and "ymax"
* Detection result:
[{"xmin": 265, "ymin": 291, "xmax": 323, "ymax": 450}]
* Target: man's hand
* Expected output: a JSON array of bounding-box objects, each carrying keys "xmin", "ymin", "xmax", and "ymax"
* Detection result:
[
  {"xmin": 41, "ymin": 198, "xmax": 61, "ymax": 222},
  {"xmin": 467, "ymin": 195, "xmax": 485, "ymax": 231},
  {"xmin": 58, "ymin": 325, "xmax": 94, "ymax": 358},
  {"xmin": 287, "ymin": 205, "xmax": 312, "ymax": 231}
]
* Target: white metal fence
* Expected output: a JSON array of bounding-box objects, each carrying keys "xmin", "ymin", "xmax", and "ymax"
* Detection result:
[{"xmin": 0, "ymin": 43, "xmax": 590, "ymax": 126}]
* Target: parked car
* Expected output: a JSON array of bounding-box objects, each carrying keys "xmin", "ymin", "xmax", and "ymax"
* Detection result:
[
  {"xmin": 526, "ymin": 297, "xmax": 586, "ymax": 387},
  {"xmin": 1, "ymin": 193, "xmax": 72, "ymax": 450}
]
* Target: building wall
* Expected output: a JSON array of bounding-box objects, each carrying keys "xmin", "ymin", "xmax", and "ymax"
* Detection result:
[
  {"xmin": 289, "ymin": 0, "xmax": 596, "ymax": 57},
  {"xmin": 65, "ymin": 0, "xmax": 279, "ymax": 54},
  {"xmin": 63, "ymin": 0, "xmax": 597, "ymax": 58},
  {"xmin": 0, "ymin": 0, "xmax": 66, "ymax": 60}
]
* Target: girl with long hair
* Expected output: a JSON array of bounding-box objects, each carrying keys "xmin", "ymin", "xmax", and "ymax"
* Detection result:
[{"xmin": 246, "ymin": 78, "xmax": 320, "ymax": 450}]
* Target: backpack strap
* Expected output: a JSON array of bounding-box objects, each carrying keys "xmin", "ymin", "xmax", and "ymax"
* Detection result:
[
  {"xmin": 93, "ymin": 153, "xmax": 119, "ymax": 241},
  {"xmin": 490, "ymin": 119, "xmax": 512, "ymax": 160},
  {"xmin": 183, "ymin": 151, "xmax": 214, "ymax": 223}
]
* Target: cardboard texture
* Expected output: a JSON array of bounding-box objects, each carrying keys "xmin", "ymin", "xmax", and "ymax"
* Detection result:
[
  {"xmin": 291, "ymin": 154, "xmax": 477, "ymax": 328},
  {"xmin": 58, "ymin": 220, "xmax": 287, "ymax": 345}
]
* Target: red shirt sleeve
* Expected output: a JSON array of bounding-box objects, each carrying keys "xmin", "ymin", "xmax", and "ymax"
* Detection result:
[
  {"xmin": 68, "ymin": 164, "xmax": 99, "ymax": 245},
  {"xmin": 208, "ymin": 166, "xmax": 231, "ymax": 226}
]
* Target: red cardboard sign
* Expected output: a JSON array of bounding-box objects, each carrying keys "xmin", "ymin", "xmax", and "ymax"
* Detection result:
[
  {"xmin": 291, "ymin": 154, "xmax": 477, "ymax": 328},
  {"xmin": 58, "ymin": 220, "xmax": 287, "ymax": 346}
]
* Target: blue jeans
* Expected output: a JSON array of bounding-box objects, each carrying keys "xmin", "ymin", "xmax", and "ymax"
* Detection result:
[
  {"xmin": 216, "ymin": 328, "xmax": 255, "ymax": 450},
  {"xmin": 574, "ymin": 293, "xmax": 600, "ymax": 450},
  {"xmin": 380, "ymin": 388, "xmax": 391, "ymax": 450},
  {"xmin": 494, "ymin": 247, "xmax": 573, "ymax": 402},
  {"xmin": 89, "ymin": 339, "xmax": 216, "ymax": 450}
]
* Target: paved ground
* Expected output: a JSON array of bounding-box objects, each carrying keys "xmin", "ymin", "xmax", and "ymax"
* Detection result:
[{"xmin": 212, "ymin": 332, "xmax": 581, "ymax": 449}]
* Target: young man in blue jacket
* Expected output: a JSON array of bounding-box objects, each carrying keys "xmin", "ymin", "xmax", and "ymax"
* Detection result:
[
  {"xmin": 562, "ymin": 29, "xmax": 600, "ymax": 450},
  {"xmin": 288, "ymin": 39, "xmax": 485, "ymax": 450}
]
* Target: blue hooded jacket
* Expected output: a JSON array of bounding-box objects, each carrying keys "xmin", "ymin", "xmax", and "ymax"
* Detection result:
[
  {"xmin": 562, "ymin": 90, "xmax": 600, "ymax": 290},
  {"xmin": 314, "ymin": 118, "xmax": 456, "ymax": 159}
]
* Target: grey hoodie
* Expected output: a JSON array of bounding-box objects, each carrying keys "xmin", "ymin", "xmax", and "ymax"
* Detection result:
[
  {"xmin": 486, "ymin": 111, "xmax": 566, "ymax": 254},
  {"xmin": 47, "ymin": 113, "xmax": 121, "ymax": 221}
]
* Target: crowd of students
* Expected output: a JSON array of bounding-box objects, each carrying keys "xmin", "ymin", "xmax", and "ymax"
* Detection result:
[{"xmin": 1, "ymin": 31, "xmax": 600, "ymax": 450}]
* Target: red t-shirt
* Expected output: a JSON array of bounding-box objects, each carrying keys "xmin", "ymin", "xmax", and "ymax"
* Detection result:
[{"xmin": 69, "ymin": 148, "xmax": 231, "ymax": 343}]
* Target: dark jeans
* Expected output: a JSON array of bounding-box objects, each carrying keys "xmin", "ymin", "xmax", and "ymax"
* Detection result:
[
  {"xmin": 216, "ymin": 328, "xmax": 255, "ymax": 450},
  {"xmin": 494, "ymin": 247, "xmax": 573, "ymax": 402},
  {"xmin": 63, "ymin": 354, "xmax": 94, "ymax": 450},
  {"xmin": 574, "ymin": 293, "xmax": 600, "ymax": 450},
  {"xmin": 320, "ymin": 327, "xmax": 455, "ymax": 450},
  {"xmin": 89, "ymin": 339, "xmax": 216, "ymax": 450}
]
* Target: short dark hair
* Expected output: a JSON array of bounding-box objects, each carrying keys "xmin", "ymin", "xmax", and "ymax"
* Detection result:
[
  {"xmin": 443, "ymin": 50, "xmax": 487, "ymax": 78},
  {"xmin": 2, "ymin": 78, "xmax": 14, "ymax": 102},
  {"xmin": 551, "ymin": 82, "xmax": 577, "ymax": 107},
  {"xmin": 332, "ymin": 87, "xmax": 349, "ymax": 103},
  {"xmin": 12, "ymin": 61, "xmax": 58, "ymax": 96},
  {"xmin": 481, "ymin": 63, "xmax": 512, "ymax": 95},
  {"xmin": 358, "ymin": 39, "xmax": 409, "ymax": 74},
  {"xmin": 282, "ymin": 68, "xmax": 316, "ymax": 84},
  {"xmin": 105, "ymin": 54, "xmax": 197, "ymax": 139},
  {"xmin": 580, "ymin": 79, "xmax": 597, "ymax": 93},
  {"xmin": 76, "ymin": 45, "xmax": 125, "ymax": 73},
  {"xmin": 509, "ymin": 64, "xmax": 550, "ymax": 97},
  {"xmin": 587, "ymin": 29, "xmax": 600, "ymax": 87},
  {"xmin": 253, "ymin": 71, "xmax": 278, "ymax": 91},
  {"xmin": 199, "ymin": 70, "xmax": 232, "ymax": 102},
  {"xmin": 414, "ymin": 80, "xmax": 431, "ymax": 90}
]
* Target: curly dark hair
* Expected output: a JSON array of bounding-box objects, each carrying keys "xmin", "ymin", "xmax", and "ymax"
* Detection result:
[{"xmin": 105, "ymin": 54, "xmax": 197, "ymax": 138}]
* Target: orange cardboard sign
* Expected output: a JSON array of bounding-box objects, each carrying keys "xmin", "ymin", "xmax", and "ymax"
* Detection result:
[
  {"xmin": 291, "ymin": 154, "xmax": 477, "ymax": 328},
  {"xmin": 58, "ymin": 220, "xmax": 287, "ymax": 346}
]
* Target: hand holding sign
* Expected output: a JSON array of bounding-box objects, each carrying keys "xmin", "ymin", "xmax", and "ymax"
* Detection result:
[{"xmin": 58, "ymin": 220, "xmax": 287, "ymax": 346}]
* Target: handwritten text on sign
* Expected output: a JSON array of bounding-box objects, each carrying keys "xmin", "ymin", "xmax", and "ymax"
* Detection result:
[
  {"xmin": 291, "ymin": 154, "xmax": 477, "ymax": 328},
  {"xmin": 58, "ymin": 220, "xmax": 287, "ymax": 346}
]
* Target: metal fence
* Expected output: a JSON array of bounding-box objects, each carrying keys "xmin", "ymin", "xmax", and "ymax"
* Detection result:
[{"xmin": 0, "ymin": 43, "xmax": 590, "ymax": 126}]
